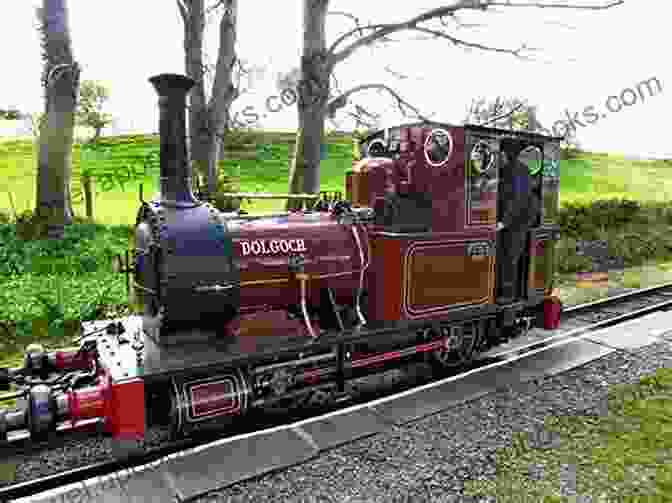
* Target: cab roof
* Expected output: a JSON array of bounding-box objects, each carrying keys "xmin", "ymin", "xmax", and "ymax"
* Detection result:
[{"xmin": 359, "ymin": 121, "xmax": 563, "ymax": 145}]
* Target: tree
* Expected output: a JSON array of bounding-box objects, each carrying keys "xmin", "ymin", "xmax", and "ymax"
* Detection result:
[
  {"xmin": 26, "ymin": 112, "xmax": 47, "ymax": 140},
  {"xmin": 464, "ymin": 96, "xmax": 531, "ymax": 130},
  {"xmin": 34, "ymin": 0, "xmax": 81, "ymax": 239},
  {"xmin": 466, "ymin": 96, "xmax": 582, "ymax": 153},
  {"xmin": 286, "ymin": 0, "xmax": 623, "ymax": 209},
  {"xmin": 76, "ymin": 80, "xmax": 113, "ymax": 141},
  {"xmin": 0, "ymin": 109, "xmax": 22, "ymax": 120},
  {"xmin": 177, "ymin": 0, "xmax": 247, "ymax": 199}
]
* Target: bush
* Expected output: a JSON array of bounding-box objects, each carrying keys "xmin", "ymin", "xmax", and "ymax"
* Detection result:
[
  {"xmin": 0, "ymin": 221, "xmax": 131, "ymax": 331},
  {"xmin": 556, "ymin": 237, "xmax": 594, "ymax": 274},
  {"xmin": 560, "ymin": 146, "xmax": 583, "ymax": 160},
  {"xmin": 555, "ymin": 199, "xmax": 672, "ymax": 274},
  {"xmin": 558, "ymin": 198, "xmax": 641, "ymax": 240}
]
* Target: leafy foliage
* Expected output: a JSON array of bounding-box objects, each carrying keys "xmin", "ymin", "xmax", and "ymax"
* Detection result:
[
  {"xmin": 0, "ymin": 109, "xmax": 23, "ymax": 120},
  {"xmin": 464, "ymin": 96, "xmax": 531, "ymax": 129},
  {"xmin": 465, "ymin": 96, "xmax": 582, "ymax": 151},
  {"xmin": 76, "ymin": 80, "xmax": 113, "ymax": 139},
  {"xmin": 554, "ymin": 199, "xmax": 672, "ymax": 274},
  {"xmin": 558, "ymin": 198, "xmax": 641, "ymax": 240},
  {"xmin": 0, "ymin": 219, "xmax": 131, "ymax": 345}
]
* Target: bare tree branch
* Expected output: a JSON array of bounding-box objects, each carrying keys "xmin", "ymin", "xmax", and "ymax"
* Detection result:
[
  {"xmin": 441, "ymin": 11, "xmax": 486, "ymax": 30},
  {"xmin": 541, "ymin": 19, "xmax": 577, "ymax": 30},
  {"xmin": 176, "ymin": 0, "xmax": 188, "ymax": 23},
  {"xmin": 327, "ymin": 3, "xmax": 492, "ymax": 61},
  {"xmin": 478, "ymin": 102, "xmax": 525, "ymax": 125},
  {"xmin": 205, "ymin": 0, "xmax": 231, "ymax": 16},
  {"xmin": 327, "ymin": 0, "xmax": 623, "ymax": 66},
  {"xmin": 327, "ymin": 23, "xmax": 391, "ymax": 59},
  {"xmin": 487, "ymin": 0, "xmax": 623, "ymax": 9},
  {"xmin": 327, "ymin": 115, "xmax": 343, "ymax": 130},
  {"xmin": 234, "ymin": 58, "xmax": 252, "ymax": 97},
  {"xmin": 330, "ymin": 72, "xmax": 341, "ymax": 97},
  {"xmin": 328, "ymin": 10, "xmax": 362, "ymax": 30},
  {"xmin": 384, "ymin": 66, "xmax": 409, "ymax": 80},
  {"xmin": 354, "ymin": 104, "xmax": 381, "ymax": 121},
  {"xmin": 347, "ymin": 110, "xmax": 377, "ymax": 130},
  {"xmin": 326, "ymin": 83, "xmax": 431, "ymax": 122},
  {"xmin": 409, "ymin": 26, "xmax": 533, "ymax": 58}
]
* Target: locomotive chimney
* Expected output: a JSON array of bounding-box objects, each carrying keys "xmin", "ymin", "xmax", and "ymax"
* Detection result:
[{"xmin": 148, "ymin": 73, "xmax": 199, "ymax": 206}]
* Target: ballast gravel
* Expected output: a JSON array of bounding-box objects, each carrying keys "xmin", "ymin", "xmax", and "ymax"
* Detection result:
[{"xmin": 193, "ymin": 337, "xmax": 672, "ymax": 503}]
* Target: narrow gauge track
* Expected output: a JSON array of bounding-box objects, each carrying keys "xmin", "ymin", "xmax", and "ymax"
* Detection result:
[
  {"xmin": 563, "ymin": 282, "xmax": 672, "ymax": 320},
  {"xmin": 3, "ymin": 281, "xmax": 672, "ymax": 502}
]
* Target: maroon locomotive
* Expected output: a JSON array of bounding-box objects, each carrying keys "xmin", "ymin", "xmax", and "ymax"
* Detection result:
[{"xmin": 0, "ymin": 74, "xmax": 561, "ymax": 445}]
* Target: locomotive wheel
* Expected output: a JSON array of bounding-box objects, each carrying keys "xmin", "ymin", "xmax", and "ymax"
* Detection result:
[
  {"xmin": 425, "ymin": 322, "xmax": 482, "ymax": 369},
  {"xmin": 300, "ymin": 389, "xmax": 333, "ymax": 409}
]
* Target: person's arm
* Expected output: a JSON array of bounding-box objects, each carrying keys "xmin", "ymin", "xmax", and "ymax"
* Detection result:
[{"xmin": 528, "ymin": 192, "xmax": 541, "ymax": 226}]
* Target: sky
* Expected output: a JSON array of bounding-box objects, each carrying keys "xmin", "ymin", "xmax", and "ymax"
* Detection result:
[{"xmin": 1, "ymin": 0, "xmax": 670, "ymax": 158}]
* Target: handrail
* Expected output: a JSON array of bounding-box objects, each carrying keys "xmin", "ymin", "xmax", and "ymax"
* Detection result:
[{"xmin": 215, "ymin": 192, "xmax": 322, "ymax": 200}]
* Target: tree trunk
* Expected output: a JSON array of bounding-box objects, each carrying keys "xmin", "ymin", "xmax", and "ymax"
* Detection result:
[
  {"xmin": 286, "ymin": 0, "xmax": 330, "ymax": 211},
  {"xmin": 36, "ymin": 67, "xmax": 80, "ymax": 237},
  {"xmin": 82, "ymin": 174, "xmax": 94, "ymax": 221},
  {"xmin": 181, "ymin": 0, "xmax": 238, "ymax": 201},
  {"xmin": 35, "ymin": 0, "xmax": 80, "ymax": 239},
  {"xmin": 182, "ymin": 0, "xmax": 208, "ymax": 196}
]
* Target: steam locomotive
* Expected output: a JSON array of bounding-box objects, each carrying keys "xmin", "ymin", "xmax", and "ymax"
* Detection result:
[{"xmin": 0, "ymin": 74, "xmax": 562, "ymax": 445}]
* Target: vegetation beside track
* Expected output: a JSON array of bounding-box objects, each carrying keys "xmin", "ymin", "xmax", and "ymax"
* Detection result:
[{"xmin": 463, "ymin": 367, "xmax": 672, "ymax": 502}]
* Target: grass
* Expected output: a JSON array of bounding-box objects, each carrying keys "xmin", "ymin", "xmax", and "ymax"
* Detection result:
[
  {"xmin": 0, "ymin": 132, "xmax": 355, "ymax": 226},
  {"xmin": 463, "ymin": 367, "xmax": 672, "ymax": 502},
  {"xmin": 556, "ymin": 259, "xmax": 672, "ymax": 307},
  {"xmin": 3, "ymin": 133, "xmax": 672, "ymax": 225},
  {"xmin": 559, "ymin": 155, "xmax": 672, "ymax": 205},
  {"xmin": 557, "ymin": 158, "xmax": 594, "ymax": 195},
  {"xmin": 0, "ymin": 220, "xmax": 131, "ymax": 366}
]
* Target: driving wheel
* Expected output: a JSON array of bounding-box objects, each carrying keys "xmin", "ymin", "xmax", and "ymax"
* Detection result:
[{"xmin": 431, "ymin": 322, "xmax": 482, "ymax": 369}]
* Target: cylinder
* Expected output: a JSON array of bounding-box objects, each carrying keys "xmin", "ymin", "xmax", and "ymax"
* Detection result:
[{"xmin": 148, "ymin": 73, "xmax": 198, "ymax": 206}]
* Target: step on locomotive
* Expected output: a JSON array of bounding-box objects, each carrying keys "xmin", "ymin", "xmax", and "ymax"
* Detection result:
[{"xmin": 0, "ymin": 73, "xmax": 562, "ymax": 445}]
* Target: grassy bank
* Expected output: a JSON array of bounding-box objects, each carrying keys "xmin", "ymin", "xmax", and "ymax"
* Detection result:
[
  {"xmin": 2, "ymin": 133, "xmax": 672, "ymax": 224},
  {"xmin": 0, "ymin": 132, "xmax": 354, "ymax": 226},
  {"xmin": 464, "ymin": 367, "xmax": 672, "ymax": 502}
]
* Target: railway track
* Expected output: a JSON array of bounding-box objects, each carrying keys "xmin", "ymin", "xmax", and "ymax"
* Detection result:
[{"xmin": 3, "ymin": 281, "xmax": 672, "ymax": 502}]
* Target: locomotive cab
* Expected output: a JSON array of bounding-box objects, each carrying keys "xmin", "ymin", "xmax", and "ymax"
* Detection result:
[{"xmin": 353, "ymin": 122, "xmax": 561, "ymax": 334}]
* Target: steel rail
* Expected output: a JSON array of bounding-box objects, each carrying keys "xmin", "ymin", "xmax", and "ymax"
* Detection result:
[
  {"xmin": 4, "ymin": 283, "xmax": 672, "ymax": 501},
  {"xmin": 561, "ymin": 281, "xmax": 672, "ymax": 316},
  {"xmin": 488, "ymin": 295, "xmax": 672, "ymax": 360}
]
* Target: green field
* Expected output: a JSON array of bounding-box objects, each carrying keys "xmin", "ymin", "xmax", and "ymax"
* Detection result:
[
  {"xmin": 0, "ymin": 132, "xmax": 355, "ymax": 226},
  {"xmin": 464, "ymin": 367, "xmax": 672, "ymax": 502},
  {"xmin": 2, "ymin": 133, "xmax": 672, "ymax": 226},
  {"xmin": 559, "ymin": 153, "xmax": 672, "ymax": 205}
]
